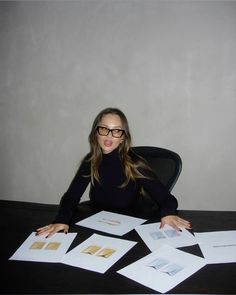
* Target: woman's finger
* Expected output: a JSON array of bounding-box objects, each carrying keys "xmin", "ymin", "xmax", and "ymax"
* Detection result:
[
  {"xmin": 36, "ymin": 225, "xmax": 51, "ymax": 233},
  {"xmin": 48, "ymin": 226, "xmax": 68, "ymax": 238},
  {"xmin": 160, "ymin": 215, "xmax": 192, "ymax": 231},
  {"xmin": 39, "ymin": 224, "xmax": 69, "ymax": 238},
  {"xmin": 176, "ymin": 218, "xmax": 192, "ymax": 228},
  {"xmin": 36, "ymin": 224, "xmax": 59, "ymax": 236}
]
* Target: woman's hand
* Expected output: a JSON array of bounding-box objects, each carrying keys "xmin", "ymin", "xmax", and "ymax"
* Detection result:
[
  {"xmin": 36, "ymin": 223, "xmax": 69, "ymax": 238},
  {"xmin": 160, "ymin": 215, "xmax": 192, "ymax": 231}
]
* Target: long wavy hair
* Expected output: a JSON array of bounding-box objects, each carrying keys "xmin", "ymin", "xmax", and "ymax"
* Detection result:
[{"xmin": 87, "ymin": 107, "xmax": 149, "ymax": 187}]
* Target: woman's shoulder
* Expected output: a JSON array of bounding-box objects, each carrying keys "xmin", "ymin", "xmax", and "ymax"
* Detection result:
[
  {"xmin": 77, "ymin": 153, "xmax": 91, "ymax": 172},
  {"xmin": 82, "ymin": 152, "xmax": 92, "ymax": 162}
]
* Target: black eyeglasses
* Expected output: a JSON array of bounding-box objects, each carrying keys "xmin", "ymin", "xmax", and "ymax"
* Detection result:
[{"xmin": 97, "ymin": 126, "xmax": 125, "ymax": 138}]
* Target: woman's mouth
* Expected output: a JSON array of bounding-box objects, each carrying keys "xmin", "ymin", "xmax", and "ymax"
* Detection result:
[{"xmin": 104, "ymin": 139, "xmax": 113, "ymax": 147}]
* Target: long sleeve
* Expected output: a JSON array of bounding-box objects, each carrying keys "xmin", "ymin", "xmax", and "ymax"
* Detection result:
[
  {"xmin": 53, "ymin": 159, "xmax": 91, "ymax": 224},
  {"xmin": 138, "ymin": 175, "xmax": 178, "ymax": 217}
]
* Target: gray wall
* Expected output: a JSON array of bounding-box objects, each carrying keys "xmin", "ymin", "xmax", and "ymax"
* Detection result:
[{"xmin": 1, "ymin": 0, "xmax": 236, "ymax": 210}]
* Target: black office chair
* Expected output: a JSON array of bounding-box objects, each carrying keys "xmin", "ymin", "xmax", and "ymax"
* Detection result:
[
  {"xmin": 132, "ymin": 146, "xmax": 182, "ymax": 192},
  {"xmin": 131, "ymin": 146, "xmax": 182, "ymax": 216}
]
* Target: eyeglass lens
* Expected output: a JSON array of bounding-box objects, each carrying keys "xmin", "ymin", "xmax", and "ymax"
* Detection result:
[{"xmin": 97, "ymin": 126, "xmax": 124, "ymax": 138}]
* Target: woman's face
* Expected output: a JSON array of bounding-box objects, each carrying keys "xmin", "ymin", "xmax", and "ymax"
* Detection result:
[{"xmin": 97, "ymin": 113, "xmax": 124, "ymax": 154}]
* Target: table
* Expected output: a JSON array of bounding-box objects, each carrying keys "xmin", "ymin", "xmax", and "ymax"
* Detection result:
[{"xmin": 0, "ymin": 200, "xmax": 236, "ymax": 294}]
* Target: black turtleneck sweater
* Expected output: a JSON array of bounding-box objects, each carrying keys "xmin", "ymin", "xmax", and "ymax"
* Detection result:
[{"xmin": 54, "ymin": 148, "xmax": 178, "ymax": 224}]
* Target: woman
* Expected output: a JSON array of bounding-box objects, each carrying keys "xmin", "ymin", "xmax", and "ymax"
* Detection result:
[{"xmin": 37, "ymin": 107, "xmax": 191, "ymax": 237}]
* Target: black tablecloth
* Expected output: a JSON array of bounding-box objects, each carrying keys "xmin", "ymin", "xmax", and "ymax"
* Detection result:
[{"xmin": 0, "ymin": 200, "xmax": 236, "ymax": 294}]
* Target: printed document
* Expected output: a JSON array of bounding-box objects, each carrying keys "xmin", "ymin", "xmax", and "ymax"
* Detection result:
[
  {"xmin": 76, "ymin": 210, "xmax": 146, "ymax": 236},
  {"xmin": 195, "ymin": 230, "xmax": 236, "ymax": 264},
  {"xmin": 9, "ymin": 232, "xmax": 77, "ymax": 262},
  {"xmin": 61, "ymin": 233, "xmax": 137, "ymax": 273},
  {"xmin": 135, "ymin": 222, "xmax": 197, "ymax": 251},
  {"xmin": 117, "ymin": 244, "xmax": 206, "ymax": 294}
]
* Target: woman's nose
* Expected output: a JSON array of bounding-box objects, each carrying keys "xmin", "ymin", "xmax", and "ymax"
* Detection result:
[{"xmin": 107, "ymin": 130, "xmax": 113, "ymax": 137}]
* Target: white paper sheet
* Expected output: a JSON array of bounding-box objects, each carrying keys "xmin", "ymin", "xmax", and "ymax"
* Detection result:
[
  {"xmin": 61, "ymin": 233, "xmax": 137, "ymax": 273},
  {"xmin": 9, "ymin": 232, "xmax": 77, "ymax": 262},
  {"xmin": 195, "ymin": 230, "xmax": 236, "ymax": 264},
  {"xmin": 117, "ymin": 244, "xmax": 206, "ymax": 294},
  {"xmin": 135, "ymin": 222, "xmax": 197, "ymax": 251},
  {"xmin": 76, "ymin": 210, "xmax": 146, "ymax": 236}
]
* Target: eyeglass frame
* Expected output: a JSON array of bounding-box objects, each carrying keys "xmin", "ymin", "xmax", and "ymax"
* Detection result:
[{"xmin": 96, "ymin": 126, "xmax": 125, "ymax": 138}]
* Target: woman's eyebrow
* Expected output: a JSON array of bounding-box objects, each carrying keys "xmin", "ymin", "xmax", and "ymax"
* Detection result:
[{"xmin": 99, "ymin": 124, "xmax": 123, "ymax": 129}]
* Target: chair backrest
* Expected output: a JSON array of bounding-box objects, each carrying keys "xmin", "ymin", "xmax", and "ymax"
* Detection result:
[{"xmin": 132, "ymin": 146, "xmax": 182, "ymax": 192}]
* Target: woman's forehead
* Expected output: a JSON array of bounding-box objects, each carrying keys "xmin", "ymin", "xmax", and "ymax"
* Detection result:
[{"xmin": 100, "ymin": 114, "xmax": 123, "ymax": 127}]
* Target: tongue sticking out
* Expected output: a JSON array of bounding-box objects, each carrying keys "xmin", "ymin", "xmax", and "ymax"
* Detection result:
[{"xmin": 104, "ymin": 140, "xmax": 113, "ymax": 147}]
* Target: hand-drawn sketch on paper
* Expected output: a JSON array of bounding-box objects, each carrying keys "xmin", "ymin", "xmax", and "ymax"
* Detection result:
[
  {"xmin": 61, "ymin": 233, "xmax": 137, "ymax": 273},
  {"xmin": 117, "ymin": 245, "xmax": 206, "ymax": 294},
  {"xmin": 76, "ymin": 211, "xmax": 146, "ymax": 236},
  {"xmin": 9, "ymin": 232, "xmax": 77, "ymax": 263},
  {"xmin": 135, "ymin": 223, "xmax": 197, "ymax": 251}
]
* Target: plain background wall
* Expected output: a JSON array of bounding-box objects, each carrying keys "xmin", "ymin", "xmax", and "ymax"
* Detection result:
[{"xmin": 1, "ymin": 0, "xmax": 236, "ymax": 211}]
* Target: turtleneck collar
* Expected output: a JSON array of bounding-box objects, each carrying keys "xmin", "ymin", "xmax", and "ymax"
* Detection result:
[{"xmin": 102, "ymin": 146, "xmax": 120, "ymax": 160}]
